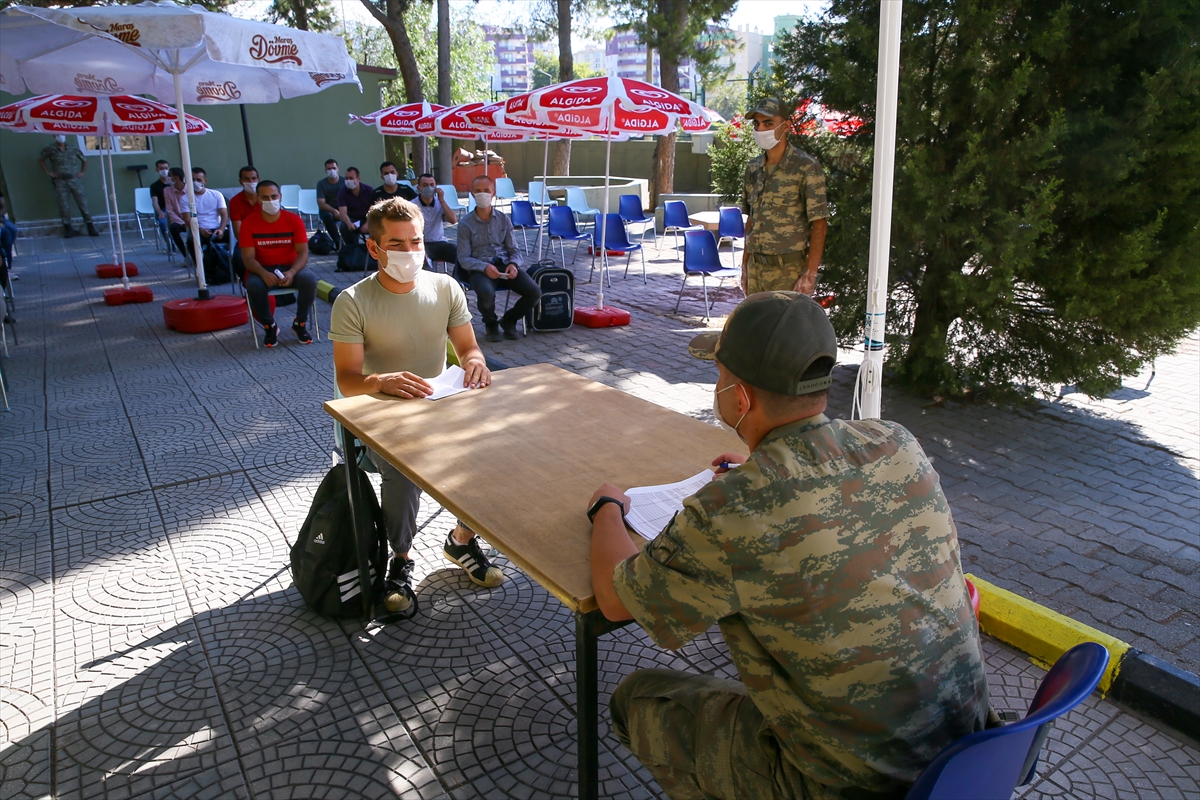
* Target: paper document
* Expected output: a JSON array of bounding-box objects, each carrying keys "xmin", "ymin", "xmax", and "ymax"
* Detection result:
[
  {"xmin": 624, "ymin": 469, "xmax": 714, "ymax": 540},
  {"xmin": 425, "ymin": 365, "xmax": 471, "ymax": 401}
]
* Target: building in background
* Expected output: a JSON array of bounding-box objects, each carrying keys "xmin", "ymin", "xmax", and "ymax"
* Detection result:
[
  {"xmin": 574, "ymin": 45, "xmax": 606, "ymax": 74},
  {"xmin": 758, "ymin": 15, "xmax": 801, "ymax": 76},
  {"xmin": 484, "ymin": 26, "xmax": 534, "ymax": 94},
  {"xmin": 732, "ymin": 25, "xmax": 765, "ymax": 81},
  {"xmin": 603, "ymin": 29, "xmax": 696, "ymax": 95}
]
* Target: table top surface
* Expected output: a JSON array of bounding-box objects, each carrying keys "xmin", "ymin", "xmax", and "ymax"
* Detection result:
[
  {"xmin": 324, "ymin": 363, "xmax": 739, "ymax": 615},
  {"xmin": 688, "ymin": 210, "xmax": 746, "ymax": 230}
]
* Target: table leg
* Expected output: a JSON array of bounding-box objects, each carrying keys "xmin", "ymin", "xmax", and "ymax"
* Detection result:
[
  {"xmin": 338, "ymin": 423, "xmax": 375, "ymax": 619},
  {"xmin": 575, "ymin": 610, "xmax": 634, "ymax": 800}
]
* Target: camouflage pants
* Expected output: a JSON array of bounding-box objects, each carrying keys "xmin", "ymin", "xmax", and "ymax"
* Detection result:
[
  {"xmin": 52, "ymin": 177, "xmax": 92, "ymax": 227},
  {"xmin": 611, "ymin": 669, "xmax": 822, "ymax": 800},
  {"xmin": 746, "ymin": 251, "xmax": 807, "ymax": 296}
]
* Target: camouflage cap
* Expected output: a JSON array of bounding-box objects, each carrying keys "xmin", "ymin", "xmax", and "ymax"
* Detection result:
[
  {"xmin": 748, "ymin": 97, "xmax": 786, "ymax": 121},
  {"xmin": 688, "ymin": 291, "xmax": 836, "ymax": 395}
]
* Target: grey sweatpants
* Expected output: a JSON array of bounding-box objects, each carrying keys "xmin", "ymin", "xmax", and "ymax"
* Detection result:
[{"xmin": 366, "ymin": 447, "xmax": 423, "ymax": 556}]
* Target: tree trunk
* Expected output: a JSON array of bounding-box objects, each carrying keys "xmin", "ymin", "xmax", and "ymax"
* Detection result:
[
  {"xmin": 649, "ymin": 3, "xmax": 684, "ymax": 210},
  {"xmin": 550, "ymin": 0, "xmax": 573, "ymax": 177},
  {"xmin": 436, "ymin": 0, "xmax": 453, "ymax": 184},
  {"xmin": 899, "ymin": 257, "xmax": 958, "ymax": 394},
  {"xmin": 293, "ymin": 0, "xmax": 309, "ymax": 31},
  {"xmin": 363, "ymin": 0, "xmax": 426, "ymax": 175}
]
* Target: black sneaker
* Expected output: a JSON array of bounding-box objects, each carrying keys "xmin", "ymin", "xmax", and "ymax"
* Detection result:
[
  {"xmin": 501, "ymin": 320, "xmax": 519, "ymax": 340},
  {"xmin": 443, "ymin": 528, "xmax": 504, "ymax": 587},
  {"xmin": 63, "ymin": 226, "xmax": 78, "ymax": 239},
  {"xmin": 383, "ymin": 556, "xmax": 416, "ymax": 614},
  {"xmin": 263, "ymin": 323, "xmax": 278, "ymax": 347},
  {"xmin": 291, "ymin": 321, "xmax": 312, "ymax": 344},
  {"xmin": 484, "ymin": 322, "xmax": 501, "ymax": 343},
  {"xmin": 87, "ymin": 222, "xmax": 101, "ymax": 237}
]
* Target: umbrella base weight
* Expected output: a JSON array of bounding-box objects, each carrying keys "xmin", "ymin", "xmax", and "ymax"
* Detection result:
[
  {"xmin": 574, "ymin": 306, "xmax": 630, "ymax": 328},
  {"xmin": 96, "ymin": 263, "xmax": 139, "ymax": 278},
  {"xmin": 163, "ymin": 295, "xmax": 248, "ymax": 333},
  {"xmin": 103, "ymin": 286, "xmax": 154, "ymax": 305}
]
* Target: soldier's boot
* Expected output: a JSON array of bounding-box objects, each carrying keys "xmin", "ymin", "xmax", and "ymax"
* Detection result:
[
  {"xmin": 86, "ymin": 222, "xmax": 100, "ymax": 237},
  {"xmin": 63, "ymin": 226, "xmax": 78, "ymax": 239}
]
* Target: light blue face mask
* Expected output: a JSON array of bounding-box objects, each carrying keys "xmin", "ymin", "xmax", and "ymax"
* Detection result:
[{"xmin": 419, "ymin": 186, "xmax": 436, "ymax": 200}]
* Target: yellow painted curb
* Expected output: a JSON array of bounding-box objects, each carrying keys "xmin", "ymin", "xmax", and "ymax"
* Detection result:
[{"xmin": 966, "ymin": 574, "xmax": 1131, "ymax": 695}]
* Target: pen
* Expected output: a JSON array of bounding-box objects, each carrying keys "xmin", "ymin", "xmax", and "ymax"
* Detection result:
[{"xmin": 719, "ymin": 461, "xmax": 739, "ymax": 470}]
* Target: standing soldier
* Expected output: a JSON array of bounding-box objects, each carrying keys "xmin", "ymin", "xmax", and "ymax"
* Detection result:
[
  {"xmin": 38, "ymin": 135, "xmax": 99, "ymax": 239},
  {"xmin": 741, "ymin": 97, "xmax": 830, "ymax": 296}
]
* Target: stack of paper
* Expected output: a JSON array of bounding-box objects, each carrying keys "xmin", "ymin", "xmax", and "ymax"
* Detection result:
[{"xmin": 624, "ymin": 469, "xmax": 714, "ymax": 540}]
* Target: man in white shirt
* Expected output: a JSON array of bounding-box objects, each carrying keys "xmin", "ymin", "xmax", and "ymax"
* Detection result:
[{"xmin": 183, "ymin": 167, "xmax": 229, "ymax": 251}]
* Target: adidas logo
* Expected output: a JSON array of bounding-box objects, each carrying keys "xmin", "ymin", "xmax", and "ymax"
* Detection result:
[{"xmin": 314, "ymin": 534, "xmax": 325, "ymax": 544}]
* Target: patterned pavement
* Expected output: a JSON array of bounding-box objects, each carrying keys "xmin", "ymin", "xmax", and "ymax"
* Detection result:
[{"xmin": 1, "ymin": 225, "xmax": 1197, "ymax": 798}]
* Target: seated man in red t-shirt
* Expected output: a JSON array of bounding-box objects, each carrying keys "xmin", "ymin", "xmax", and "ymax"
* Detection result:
[
  {"xmin": 238, "ymin": 180, "xmax": 317, "ymax": 346},
  {"xmin": 227, "ymin": 165, "xmax": 259, "ymax": 281}
]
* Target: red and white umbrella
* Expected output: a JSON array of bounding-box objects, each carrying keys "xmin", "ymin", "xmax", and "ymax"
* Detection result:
[
  {"xmin": 0, "ymin": 93, "xmax": 212, "ymax": 291},
  {"xmin": 350, "ymin": 100, "xmax": 446, "ymax": 137}
]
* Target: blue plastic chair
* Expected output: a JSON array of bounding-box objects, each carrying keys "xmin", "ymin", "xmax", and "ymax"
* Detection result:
[
  {"xmin": 905, "ymin": 642, "xmax": 1110, "ymax": 800},
  {"xmin": 547, "ymin": 205, "xmax": 591, "ymax": 266},
  {"xmin": 495, "ymin": 177, "xmax": 517, "ymax": 208},
  {"xmin": 509, "ymin": 200, "xmax": 543, "ymax": 252},
  {"xmin": 663, "ymin": 200, "xmax": 703, "ymax": 252},
  {"xmin": 590, "ymin": 213, "xmax": 645, "ymax": 285},
  {"xmin": 676, "ymin": 229, "xmax": 741, "ymax": 318},
  {"xmin": 716, "ymin": 206, "xmax": 746, "ymax": 268},
  {"xmin": 618, "ymin": 193, "xmax": 657, "ymax": 246},
  {"xmin": 566, "ymin": 187, "xmax": 600, "ymax": 225}
]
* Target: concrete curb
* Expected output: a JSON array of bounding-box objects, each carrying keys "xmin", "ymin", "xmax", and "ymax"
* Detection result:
[{"xmin": 966, "ymin": 574, "xmax": 1200, "ymax": 740}]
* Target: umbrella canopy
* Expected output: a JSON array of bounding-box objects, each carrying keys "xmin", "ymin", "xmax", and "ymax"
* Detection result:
[
  {"xmin": 413, "ymin": 103, "xmax": 488, "ymax": 140},
  {"xmin": 0, "ymin": 1, "xmax": 360, "ymax": 300},
  {"xmin": 350, "ymin": 101, "xmax": 445, "ymax": 137},
  {"xmin": 0, "ymin": 94, "xmax": 211, "ymax": 135},
  {"xmin": 507, "ymin": 76, "xmax": 706, "ymax": 131}
]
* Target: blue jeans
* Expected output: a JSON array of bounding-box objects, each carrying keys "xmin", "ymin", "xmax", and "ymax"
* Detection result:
[{"xmin": 0, "ymin": 217, "xmax": 16, "ymax": 265}]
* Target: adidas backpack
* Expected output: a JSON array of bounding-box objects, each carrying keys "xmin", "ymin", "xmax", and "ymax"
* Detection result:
[{"xmin": 291, "ymin": 466, "xmax": 387, "ymax": 618}]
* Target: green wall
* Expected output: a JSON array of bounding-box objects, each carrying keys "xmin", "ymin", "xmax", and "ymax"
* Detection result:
[{"xmin": 0, "ymin": 70, "xmax": 393, "ymax": 225}]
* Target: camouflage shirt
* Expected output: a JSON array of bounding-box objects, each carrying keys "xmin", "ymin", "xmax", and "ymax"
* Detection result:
[
  {"xmin": 39, "ymin": 144, "xmax": 86, "ymax": 178},
  {"xmin": 613, "ymin": 415, "xmax": 990, "ymax": 796},
  {"xmin": 742, "ymin": 144, "xmax": 830, "ymax": 255}
]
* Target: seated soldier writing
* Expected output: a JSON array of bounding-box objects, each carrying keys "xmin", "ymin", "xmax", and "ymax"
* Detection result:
[
  {"xmin": 238, "ymin": 180, "xmax": 317, "ymax": 347},
  {"xmin": 588, "ymin": 292, "xmax": 991, "ymax": 800}
]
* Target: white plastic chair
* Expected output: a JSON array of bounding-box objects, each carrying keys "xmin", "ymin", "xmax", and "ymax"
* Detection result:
[
  {"xmin": 439, "ymin": 185, "xmax": 465, "ymax": 213},
  {"xmin": 526, "ymin": 181, "xmax": 553, "ymax": 220},
  {"xmin": 565, "ymin": 187, "xmax": 600, "ymax": 224},
  {"xmin": 495, "ymin": 177, "xmax": 516, "ymax": 208},
  {"xmin": 298, "ymin": 189, "xmax": 320, "ymax": 230},
  {"xmin": 280, "ymin": 184, "xmax": 301, "ymax": 214},
  {"xmin": 133, "ymin": 187, "xmax": 154, "ymax": 240}
]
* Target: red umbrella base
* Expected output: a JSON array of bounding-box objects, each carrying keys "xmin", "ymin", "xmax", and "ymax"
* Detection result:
[
  {"xmin": 574, "ymin": 306, "xmax": 631, "ymax": 328},
  {"xmin": 96, "ymin": 263, "xmax": 139, "ymax": 278},
  {"xmin": 103, "ymin": 286, "xmax": 154, "ymax": 305},
  {"xmin": 163, "ymin": 295, "xmax": 249, "ymax": 333}
]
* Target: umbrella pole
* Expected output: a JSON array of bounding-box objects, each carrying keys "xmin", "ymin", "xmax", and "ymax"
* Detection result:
[
  {"xmin": 535, "ymin": 134, "xmax": 550, "ymax": 261},
  {"xmin": 597, "ymin": 127, "xmax": 613, "ymax": 310},
  {"xmin": 103, "ymin": 126, "xmax": 131, "ymax": 290},
  {"xmin": 172, "ymin": 69, "xmax": 208, "ymax": 300},
  {"xmin": 97, "ymin": 137, "xmax": 118, "ymax": 265},
  {"xmin": 857, "ymin": 0, "xmax": 902, "ymax": 420}
]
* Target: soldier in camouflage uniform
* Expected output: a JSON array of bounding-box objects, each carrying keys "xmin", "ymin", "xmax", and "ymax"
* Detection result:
[
  {"xmin": 586, "ymin": 292, "xmax": 990, "ymax": 800},
  {"xmin": 38, "ymin": 135, "xmax": 99, "ymax": 238},
  {"xmin": 742, "ymin": 98, "xmax": 830, "ymax": 297}
]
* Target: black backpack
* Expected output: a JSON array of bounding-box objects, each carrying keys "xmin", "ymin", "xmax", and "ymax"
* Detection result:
[
  {"xmin": 308, "ymin": 231, "xmax": 336, "ymax": 256},
  {"xmin": 336, "ymin": 240, "xmax": 370, "ymax": 272},
  {"xmin": 526, "ymin": 259, "xmax": 574, "ymax": 331},
  {"xmin": 291, "ymin": 465, "xmax": 388, "ymax": 619},
  {"xmin": 202, "ymin": 243, "xmax": 233, "ymax": 285}
]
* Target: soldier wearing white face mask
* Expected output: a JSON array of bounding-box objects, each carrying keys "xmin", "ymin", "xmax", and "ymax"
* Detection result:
[
  {"xmin": 371, "ymin": 160, "xmax": 417, "ymax": 205},
  {"xmin": 238, "ymin": 180, "xmax": 316, "ymax": 347},
  {"xmin": 331, "ymin": 197, "xmax": 503, "ymax": 613}
]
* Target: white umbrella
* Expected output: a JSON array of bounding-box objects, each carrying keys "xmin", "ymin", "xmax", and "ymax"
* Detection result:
[{"xmin": 0, "ymin": 1, "xmax": 360, "ymax": 300}]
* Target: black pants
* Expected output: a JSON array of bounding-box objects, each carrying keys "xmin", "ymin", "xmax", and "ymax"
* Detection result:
[
  {"xmin": 468, "ymin": 258, "xmax": 541, "ymax": 327},
  {"xmin": 169, "ymin": 222, "xmax": 189, "ymax": 262},
  {"xmin": 319, "ymin": 210, "xmax": 342, "ymax": 249},
  {"xmin": 246, "ymin": 269, "xmax": 317, "ymax": 327},
  {"xmin": 425, "ymin": 240, "xmax": 458, "ymax": 272}
]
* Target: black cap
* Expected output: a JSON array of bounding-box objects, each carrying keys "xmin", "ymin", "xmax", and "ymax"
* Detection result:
[{"xmin": 688, "ymin": 291, "xmax": 836, "ymax": 395}]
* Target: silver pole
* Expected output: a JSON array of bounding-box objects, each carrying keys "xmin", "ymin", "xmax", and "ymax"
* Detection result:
[
  {"xmin": 597, "ymin": 126, "xmax": 612, "ymax": 310},
  {"xmin": 857, "ymin": 0, "xmax": 903, "ymax": 419},
  {"xmin": 173, "ymin": 67, "xmax": 208, "ymax": 300},
  {"xmin": 96, "ymin": 132, "xmax": 118, "ymax": 265},
  {"xmin": 535, "ymin": 133, "xmax": 550, "ymax": 261},
  {"xmin": 102, "ymin": 116, "xmax": 131, "ymax": 290}
]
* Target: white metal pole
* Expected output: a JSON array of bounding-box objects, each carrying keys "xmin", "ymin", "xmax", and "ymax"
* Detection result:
[
  {"xmin": 173, "ymin": 68, "xmax": 208, "ymax": 299},
  {"xmin": 535, "ymin": 133, "xmax": 550, "ymax": 261},
  {"xmin": 97, "ymin": 134, "xmax": 118, "ymax": 265},
  {"xmin": 102, "ymin": 117, "xmax": 131, "ymax": 290},
  {"xmin": 597, "ymin": 125, "xmax": 613, "ymax": 309},
  {"xmin": 857, "ymin": 0, "xmax": 903, "ymax": 419}
]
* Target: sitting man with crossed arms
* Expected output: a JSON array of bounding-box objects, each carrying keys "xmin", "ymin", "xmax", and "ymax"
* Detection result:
[
  {"xmin": 588, "ymin": 292, "xmax": 991, "ymax": 800},
  {"xmin": 330, "ymin": 196, "xmax": 504, "ymax": 615},
  {"xmin": 238, "ymin": 180, "xmax": 317, "ymax": 347}
]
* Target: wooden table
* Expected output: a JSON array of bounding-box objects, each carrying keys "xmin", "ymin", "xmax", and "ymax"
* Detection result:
[{"xmin": 324, "ymin": 363, "xmax": 738, "ymax": 800}]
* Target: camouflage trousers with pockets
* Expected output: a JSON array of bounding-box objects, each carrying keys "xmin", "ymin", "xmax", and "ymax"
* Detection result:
[
  {"xmin": 610, "ymin": 668, "xmax": 828, "ymax": 800},
  {"xmin": 52, "ymin": 177, "xmax": 93, "ymax": 227},
  {"xmin": 746, "ymin": 250, "xmax": 807, "ymax": 296}
]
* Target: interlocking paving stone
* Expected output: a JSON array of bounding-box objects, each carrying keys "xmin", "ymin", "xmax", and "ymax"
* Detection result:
[{"xmin": 0, "ymin": 731, "xmax": 52, "ymax": 800}]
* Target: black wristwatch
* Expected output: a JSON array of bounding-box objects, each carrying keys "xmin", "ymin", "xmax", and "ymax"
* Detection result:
[{"xmin": 587, "ymin": 495, "xmax": 626, "ymax": 524}]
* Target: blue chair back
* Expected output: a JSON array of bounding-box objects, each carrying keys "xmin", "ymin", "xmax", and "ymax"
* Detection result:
[
  {"xmin": 566, "ymin": 187, "xmax": 598, "ymax": 215},
  {"xmin": 592, "ymin": 214, "xmax": 635, "ymax": 251},
  {"xmin": 682, "ymin": 229, "xmax": 725, "ymax": 274},
  {"xmin": 527, "ymin": 181, "xmax": 551, "ymax": 206},
  {"xmin": 548, "ymin": 205, "xmax": 583, "ymax": 237},
  {"xmin": 511, "ymin": 200, "xmax": 539, "ymax": 228},
  {"xmin": 663, "ymin": 200, "xmax": 692, "ymax": 229},
  {"xmin": 618, "ymin": 194, "xmax": 646, "ymax": 222},
  {"xmin": 495, "ymin": 177, "xmax": 517, "ymax": 200},
  {"xmin": 904, "ymin": 642, "xmax": 1110, "ymax": 800},
  {"xmin": 717, "ymin": 206, "xmax": 745, "ymax": 238}
]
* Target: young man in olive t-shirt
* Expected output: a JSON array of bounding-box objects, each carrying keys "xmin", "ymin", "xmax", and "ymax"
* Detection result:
[{"xmin": 238, "ymin": 180, "xmax": 315, "ymax": 347}]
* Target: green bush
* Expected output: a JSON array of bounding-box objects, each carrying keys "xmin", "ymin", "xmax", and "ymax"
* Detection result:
[{"xmin": 709, "ymin": 115, "xmax": 757, "ymax": 204}]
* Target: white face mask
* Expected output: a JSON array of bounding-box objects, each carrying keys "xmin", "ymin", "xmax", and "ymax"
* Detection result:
[
  {"xmin": 158, "ymin": 169, "xmax": 170, "ymax": 179},
  {"xmin": 754, "ymin": 126, "xmax": 782, "ymax": 150},
  {"xmin": 472, "ymin": 192, "xmax": 494, "ymax": 209},
  {"xmin": 382, "ymin": 173, "xmax": 398, "ymax": 187},
  {"xmin": 243, "ymin": 181, "xmax": 258, "ymax": 194},
  {"xmin": 193, "ymin": 180, "xmax": 206, "ymax": 193},
  {"xmin": 260, "ymin": 199, "xmax": 281, "ymax": 215},
  {"xmin": 327, "ymin": 168, "xmax": 339, "ymax": 179},
  {"xmin": 54, "ymin": 135, "xmax": 67, "ymax": 144},
  {"xmin": 381, "ymin": 248, "xmax": 424, "ymax": 283},
  {"xmin": 344, "ymin": 178, "xmax": 359, "ymax": 190},
  {"xmin": 712, "ymin": 383, "xmax": 747, "ymax": 438}
]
